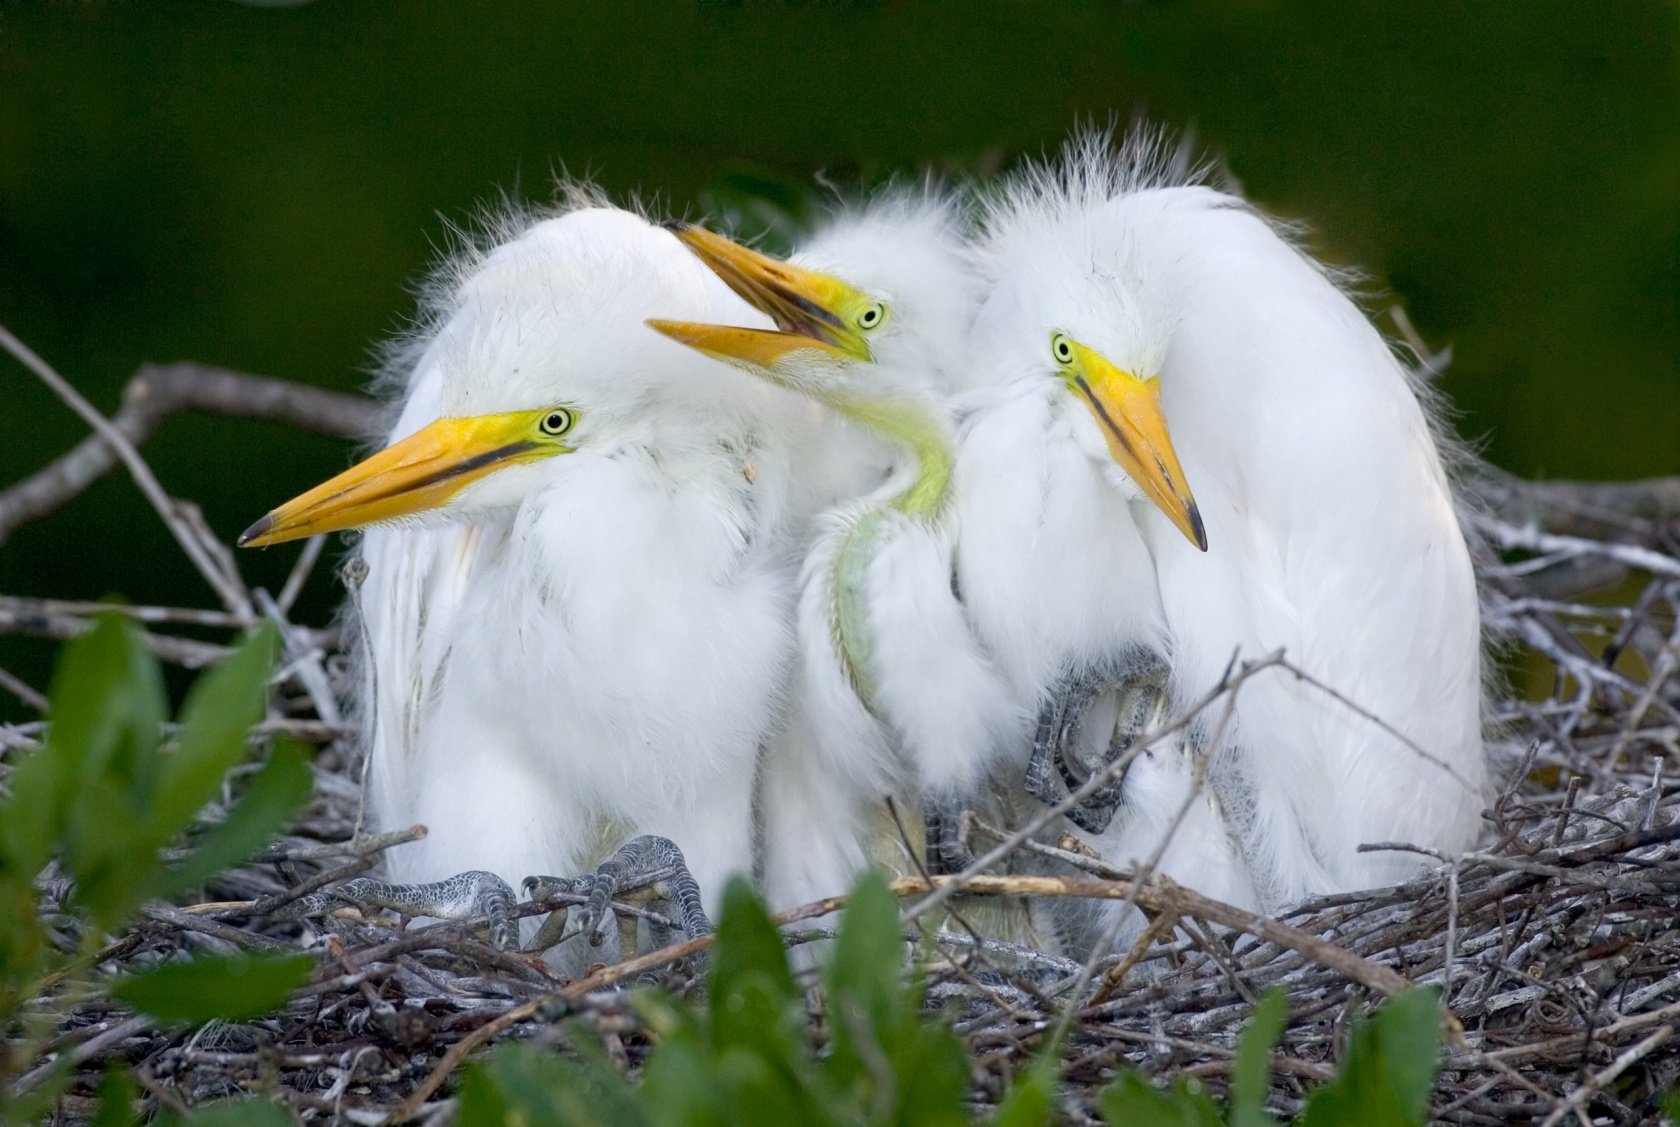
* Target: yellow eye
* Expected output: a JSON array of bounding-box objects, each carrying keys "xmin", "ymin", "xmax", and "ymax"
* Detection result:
[
  {"xmin": 1051, "ymin": 333, "xmax": 1075, "ymax": 365},
  {"xmin": 858, "ymin": 302, "xmax": 886, "ymax": 331},
  {"xmin": 538, "ymin": 409, "xmax": 575, "ymax": 437}
]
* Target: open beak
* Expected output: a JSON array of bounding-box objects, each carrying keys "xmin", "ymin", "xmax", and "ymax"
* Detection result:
[
  {"xmin": 238, "ymin": 412, "xmax": 560, "ymax": 547},
  {"xmin": 647, "ymin": 222, "xmax": 871, "ymax": 370},
  {"xmin": 1069, "ymin": 348, "xmax": 1208, "ymax": 552}
]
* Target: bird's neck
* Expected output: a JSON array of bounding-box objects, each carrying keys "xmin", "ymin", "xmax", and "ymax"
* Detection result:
[
  {"xmin": 819, "ymin": 387, "xmax": 954, "ymax": 719},
  {"xmin": 821, "ymin": 389, "xmax": 953, "ymax": 521}
]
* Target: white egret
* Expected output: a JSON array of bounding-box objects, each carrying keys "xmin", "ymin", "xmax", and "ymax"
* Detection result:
[
  {"xmin": 956, "ymin": 132, "xmax": 1488, "ymax": 950},
  {"xmin": 240, "ymin": 201, "xmax": 807, "ymax": 958},
  {"xmin": 648, "ymin": 195, "xmax": 1028, "ymax": 916}
]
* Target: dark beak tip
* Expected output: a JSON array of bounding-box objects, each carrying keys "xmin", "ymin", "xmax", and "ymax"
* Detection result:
[
  {"xmin": 237, "ymin": 514, "xmax": 274, "ymax": 548},
  {"xmin": 1188, "ymin": 504, "xmax": 1209, "ymax": 552}
]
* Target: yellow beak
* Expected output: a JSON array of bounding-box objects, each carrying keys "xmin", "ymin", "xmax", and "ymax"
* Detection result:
[
  {"xmin": 647, "ymin": 222, "xmax": 871, "ymax": 369},
  {"xmin": 1068, "ymin": 347, "xmax": 1208, "ymax": 552},
  {"xmin": 645, "ymin": 320, "xmax": 846, "ymax": 372},
  {"xmin": 238, "ymin": 411, "xmax": 566, "ymax": 547}
]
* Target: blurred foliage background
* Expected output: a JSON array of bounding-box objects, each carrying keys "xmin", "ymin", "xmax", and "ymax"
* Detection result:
[{"xmin": 1, "ymin": 1, "xmax": 1676, "ymax": 718}]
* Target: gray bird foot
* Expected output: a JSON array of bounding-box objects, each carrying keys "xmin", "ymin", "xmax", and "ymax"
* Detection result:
[
  {"xmin": 273, "ymin": 870, "xmax": 517, "ymax": 948},
  {"xmin": 923, "ymin": 798, "xmax": 976, "ymax": 875},
  {"xmin": 1026, "ymin": 650, "xmax": 1173, "ymax": 834},
  {"xmin": 522, "ymin": 834, "xmax": 712, "ymax": 957}
]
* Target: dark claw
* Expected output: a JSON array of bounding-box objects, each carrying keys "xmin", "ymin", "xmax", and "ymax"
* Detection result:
[
  {"xmin": 522, "ymin": 874, "xmax": 582, "ymax": 952},
  {"xmin": 523, "ymin": 835, "xmax": 713, "ymax": 958},
  {"xmin": 924, "ymin": 798, "xmax": 976, "ymax": 874}
]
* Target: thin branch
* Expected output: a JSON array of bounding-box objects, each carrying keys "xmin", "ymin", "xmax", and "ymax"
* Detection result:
[
  {"xmin": 0, "ymin": 327, "xmax": 254, "ymax": 616},
  {"xmin": 0, "ymin": 359, "xmax": 376, "ymax": 544},
  {"xmin": 1471, "ymin": 468, "xmax": 1680, "ymax": 540},
  {"xmin": 0, "ymin": 598, "xmax": 231, "ymax": 667},
  {"xmin": 0, "ymin": 665, "xmax": 48, "ymax": 712},
  {"xmin": 1536, "ymin": 1024, "xmax": 1673, "ymax": 1127}
]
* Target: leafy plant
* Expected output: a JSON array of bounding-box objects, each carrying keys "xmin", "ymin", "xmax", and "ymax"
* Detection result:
[
  {"xmin": 461, "ymin": 873, "xmax": 1443, "ymax": 1126},
  {"xmin": 459, "ymin": 871, "xmax": 1050, "ymax": 1127},
  {"xmin": 0, "ymin": 613, "xmax": 314, "ymax": 1122}
]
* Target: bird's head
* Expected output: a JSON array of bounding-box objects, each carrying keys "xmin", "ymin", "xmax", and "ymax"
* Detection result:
[
  {"xmin": 646, "ymin": 202, "xmax": 972, "ymax": 399},
  {"xmin": 644, "ymin": 221, "xmax": 892, "ymax": 400},
  {"xmin": 239, "ymin": 207, "xmax": 768, "ymax": 548},
  {"xmin": 236, "ymin": 404, "xmax": 582, "ymax": 548},
  {"xmin": 971, "ymin": 176, "xmax": 1209, "ymax": 552},
  {"xmin": 651, "ymin": 203, "xmax": 972, "ymax": 519},
  {"xmin": 1042, "ymin": 326, "xmax": 1206, "ymax": 552}
]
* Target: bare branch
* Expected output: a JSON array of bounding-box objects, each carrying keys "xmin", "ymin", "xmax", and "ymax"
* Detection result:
[
  {"xmin": 0, "ymin": 358, "xmax": 377, "ymax": 545},
  {"xmin": 0, "ymin": 328, "xmax": 255, "ymax": 615},
  {"xmin": 1471, "ymin": 466, "xmax": 1680, "ymax": 541}
]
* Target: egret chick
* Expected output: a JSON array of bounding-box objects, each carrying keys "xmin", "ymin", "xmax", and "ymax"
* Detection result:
[
  {"xmin": 960, "ymin": 132, "xmax": 1487, "ymax": 950},
  {"xmin": 650, "ymin": 195, "xmax": 1026, "ymax": 913},
  {"xmin": 241, "ymin": 203, "xmax": 801, "ymax": 959}
]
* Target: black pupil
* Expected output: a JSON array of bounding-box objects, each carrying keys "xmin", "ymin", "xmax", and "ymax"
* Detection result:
[{"xmin": 546, "ymin": 413, "xmax": 564, "ymax": 431}]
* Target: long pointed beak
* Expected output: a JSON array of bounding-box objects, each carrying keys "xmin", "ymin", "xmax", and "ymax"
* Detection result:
[
  {"xmin": 1071, "ymin": 351, "xmax": 1208, "ymax": 552},
  {"xmin": 645, "ymin": 320, "xmax": 846, "ymax": 372},
  {"xmin": 238, "ymin": 412, "xmax": 561, "ymax": 547},
  {"xmin": 648, "ymin": 222, "xmax": 870, "ymax": 369}
]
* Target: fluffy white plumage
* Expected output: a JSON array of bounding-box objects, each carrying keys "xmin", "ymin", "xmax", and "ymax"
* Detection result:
[
  {"xmin": 345, "ymin": 205, "xmax": 808, "ymax": 943},
  {"xmin": 254, "ymin": 136, "xmax": 1490, "ymax": 967},
  {"xmin": 956, "ymin": 133, "xmax": 1488, "ymax": 947}
]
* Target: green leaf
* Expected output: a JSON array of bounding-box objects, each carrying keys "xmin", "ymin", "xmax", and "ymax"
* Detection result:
[
  {"xmin": 159, "ymin": 1100, "xmax": 294, "ymax": 1127},
  {"xmin": 48, "ymin": 613, "xmax": 167, "ymax": 792},
  {"xmin": 90, "ymin": 1067, "xmax": 139, "ymax": 1127},
  {"xmin": 1, "ymin": 614, "xmax": 164, "ymax": 877},
  {"xmin": 150, "ymin": 623, "xmax": 278, "ymax": 841},
  {"xmin": 705, "ymin": 884, "xmax": 810, "ymax": 1115},
  {"xmin": 1371, "ymin": 989, "xmax": 1444, "ymax": 1121},
  {"xmin": 3, "ymin": 1052, "xmax": 77, "ymax": 1126},
  {"xmin": 628, "ymin": 985, "xmax": 703, "ymax": 1044},
  {"xmin": 460, "ymin": 1042, "xmax": 649, "ymax": 1127},
  {"xmin": 0, "ymin": 739, "xmax": 70, "ymax": 880},
  {"xmin": 886, "ymin": 1020, "xmax": 970, "ymax": 1127},
  {"xmin": 990, "ymin": 1059, "xmax": 1057, "ymax": 1127},
  {"xmin": 114, "ymin": 951, "xmax": 313, "ymax": 1024},
  {"xmin": 1298, "ymin": 988, "xmax": 1441, "ymax": 1127},
  {"xmin": 638, "ymin": 1034, "xmax": 782, "ymax": 1127},
  {"xmin": 0, "ymin": 876, "xmax": 47, "ymax": 996},
  {"xmin": 159, "ymin": 741, "xmax": 312, "ymax": 897},
  {"xmin": 712, "ymin": 877, "xmax": 798, "ymax": 1005},
  {"xmin": 1099, "ymin": 1071, "xmax": 1224, "ymax": 1127},
  {"xmin": 1231, "ymin": 987, "xmax": 1287, "ymax": 1127},
  {"xmin": 823, "ymin": 870, "xmax": 908, "ymax": 1082},
  {"xmin": 63, "ymin": 774, "xmax": 157, "ymax": 930},
  {"xmin": 708, "ymin": 877, "xmax": 799, "ymax": 1050}
]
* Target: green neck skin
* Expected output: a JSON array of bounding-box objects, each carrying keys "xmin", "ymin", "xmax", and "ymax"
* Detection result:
[
  {"xmin": 820, "ymin": 387, "xmax": 955, "ymax": 709},
  {"xmin": 822, "ymin": 389, "xmax": 953, "ymax": 520}
]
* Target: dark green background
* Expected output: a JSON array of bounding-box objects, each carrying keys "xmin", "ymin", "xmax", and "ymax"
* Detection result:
[{"xmin": 2, "ymin": 1, "xmax": 1677, "ymax": 716}]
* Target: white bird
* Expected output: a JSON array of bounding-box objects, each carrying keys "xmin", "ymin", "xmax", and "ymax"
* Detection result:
[
  {"xmin": 955, "ymin": 131, "xmax": 1488, "ymax": 952},
  {"xmin": 240, "ymin": 201, "xmax": 809, "ymax": 959},
  {"xmin": 648, "ymin": 194, "xmax": 1027, "ymax": 917}
]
